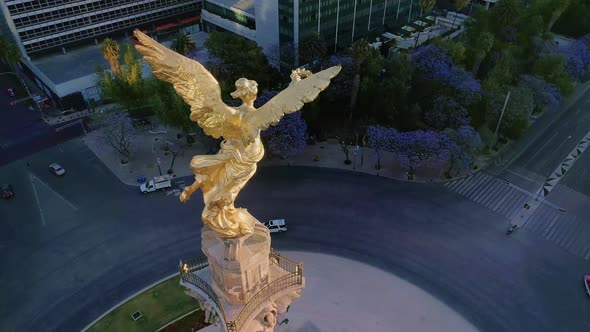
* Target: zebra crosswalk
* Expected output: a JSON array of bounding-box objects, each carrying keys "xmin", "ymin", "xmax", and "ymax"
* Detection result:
[
  {"xmin": 445, "ymin": 172, "xmax": 590, "ymax": 260},
  {"xmin": 528, "ymin": 204, "xmax": 590, "ymax": 260},
  {"xmin": 445, "ymin": 172, "xmax": 532, "ymax": 221}
]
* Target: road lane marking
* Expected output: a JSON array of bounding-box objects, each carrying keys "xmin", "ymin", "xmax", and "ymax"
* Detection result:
[
  {"xmin": 30, "ymin": 174, "xmax": 78, "ymax": 211},
  {"xmin": 513, "ymin": 130, "xmax": 590, "ymax": 227},
  {"xmin": 29, "ymin": 174, "xmax": 46, "ymax": 227},
  {"xmin": 527, "ymin": 130, "xmax": 560, "ymax": 164}
]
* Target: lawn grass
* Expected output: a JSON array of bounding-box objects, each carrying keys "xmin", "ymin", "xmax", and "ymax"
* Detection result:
[{"xmin": 87, "ymin": 276, "xmax": 201, "ymax": 332}]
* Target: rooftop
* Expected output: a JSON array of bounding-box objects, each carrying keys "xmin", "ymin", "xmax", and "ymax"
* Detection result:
[
  {"xmin": 207, "ymin": 0, "xmax": 255, "ymax": 15},
  {"xmin": 29, "ymin": 31, "xmax": 210, "ymax": 96}
]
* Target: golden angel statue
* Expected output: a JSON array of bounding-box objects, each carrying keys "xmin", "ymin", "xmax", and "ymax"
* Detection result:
[{"xmin": 133, "ymin": 30, "xmax": 340, "ymax": 238}]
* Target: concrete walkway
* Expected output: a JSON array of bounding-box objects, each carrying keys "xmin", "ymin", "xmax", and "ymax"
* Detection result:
[
  {"xmin": 202, "ymin": 251, "xmax": 479, "ymax": 332},
  {"xmin": 83, "ymin": 128, "xmax": 471, "ymax": 187}
]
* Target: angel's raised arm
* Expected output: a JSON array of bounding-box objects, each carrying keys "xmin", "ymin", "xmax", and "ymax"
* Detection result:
[{"xmin": 133, "ymin": 30, "xmax": 239, "ymax": 139}]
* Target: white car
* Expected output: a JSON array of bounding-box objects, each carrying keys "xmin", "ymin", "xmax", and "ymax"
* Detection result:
[
  {"xmin": 140, "ymin": 176, "xmax": 172, "ymax": 193},
  {"xmin": 49, "ymin": 163, "xmax": 66, "ymax": 176},
  {"xmin": 263, "ymin": 219, "xmax": 287, "ymax": 233}
]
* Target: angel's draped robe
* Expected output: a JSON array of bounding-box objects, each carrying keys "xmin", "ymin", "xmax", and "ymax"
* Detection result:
[{"xmin": 190, "ymin": 135, "xmax": 264, "ymax": 236}]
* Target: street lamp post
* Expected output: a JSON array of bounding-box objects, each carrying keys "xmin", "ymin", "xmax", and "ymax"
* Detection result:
[{"xmin": 493, "ymin": 91, "xmax": 511, "ymax": 149}]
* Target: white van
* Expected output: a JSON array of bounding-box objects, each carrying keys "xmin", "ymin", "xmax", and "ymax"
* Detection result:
[
  {"xmin": 140, "ymin": 176, "xmax": 172, "ymax": 194},
  {"xmin": 264, "ymin": 219, "xmax": 287, "ymax": 233}
]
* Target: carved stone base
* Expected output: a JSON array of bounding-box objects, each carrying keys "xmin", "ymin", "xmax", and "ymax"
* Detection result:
[
  {"xmin": 182, "ymin": 220, "xmax": 304, "ymax": 331},
  {"xmin": 201, "ymin": 218, "xmax": 270, "ymax": 306}
]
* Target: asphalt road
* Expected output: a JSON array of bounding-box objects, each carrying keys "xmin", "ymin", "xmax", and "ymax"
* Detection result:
[
  {"xmin": 493, "ymin": 87, "xmax": 590, "ymax": 217},
  {"xmin": 0, "ymin": 75, "xmax": 85, "ymax": 166},
  {"xmin": 1, "ymin": 139, "xmax": 589, "ymax": 332}
]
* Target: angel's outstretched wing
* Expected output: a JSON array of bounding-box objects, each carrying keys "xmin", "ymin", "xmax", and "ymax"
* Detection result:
[
  {"xmin": 133, "ymin": 30, "xmax": 240, "ymax": 139},
  {"xmin": 246, "ymin": 66, "xmax": 341, "ymax": 141}
]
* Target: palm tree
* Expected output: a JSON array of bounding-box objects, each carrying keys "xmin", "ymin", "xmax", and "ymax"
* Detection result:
[
  {"xmin": 101, "ymin": 38, "xmax": 121, "ymax": 75},
  {"xmin": 414, "ymin": 0, "xmax": 437, "ymax": 47},
  {"xmin": 472, "ymin": 32, "xmax": 494, "ymax": 75},
  {"xmin": 492, "ymin": 0, "xmax": 523, "ymax": 27},
  {"xmin": 0, "ymin": 36, "xmax": 21, "ymax": 71},
  {"xmin": 298, "ymin": 33, "xmax": 327, "ymax": 67},
  {"xmin": 171, "ymin": 32, "xmax": 196, "ymax": 55},
  {"xmin": 419, "ymin": 0, "xmax": 437, "ymax": 16},
  {"xmin": 545, "ymin": 0, "xmax": 571, "ymax": 32},
  {"xmin": 451, "ymin": 0, "xmax": 470, "ymax": 29}
]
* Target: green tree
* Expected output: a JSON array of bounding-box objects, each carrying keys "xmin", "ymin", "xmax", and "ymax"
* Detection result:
[
  {"xmin": 419, "ymin": 0, "xmax": 437, "ymax": 15},
  {"xmin": 0, "ymin": 37, "xmax": 21, "ymax": 72},
  {"xmin": 543, "ymin": 0, "xmax": 571, "ymax": 33},
  {"xmin": 96, "ymin": 43, "xmax": 151, "ymax": 117},
  {"xmin": 482, "ymin": 50, "xmax": 517, "ymax": 93},
  {"xmin": 204, "ymin": 31, "xmax": 277, "ymax": 93},
  {"xmin": 351, "ymin": 39, "xmax": 372, "ymax": 65},
  {"xmin": 298, "ymin": 33, "xmax": 328, "ymax": 67},
  {"xmin": 492, "ymin": 0, "xmax": 523, "ymax": 27},
  {"xmin": 171, "ymin": 33, "xmax": 196, "ymax": 55},
  {"xmin": 451, "ymin": 0, "xmax": 470, "ymax": 29},
  {"xmin": 148, "ymin": 77, "xmax": 198, "ymax": 140},
  {"xmin": 553, "ymin": 0, "xmax": 590, "ymax": 38},
  {"xmin": 101, "ymin": 38, "xmax": 121, "ymax": 75},
  {"xmin": 533, "ymin": 55, "xmax": 574, "ymax": 96},
  {"xmin": 433, "ymin": 38, "xmax": 466, "ymax": 67},
  {"xmin": 487, "ymin": 85, "xmax": 533, "ymax": 139},
  {"xmin": 471, "ymin": 32, "xmax": 494, "ymax": 76}
]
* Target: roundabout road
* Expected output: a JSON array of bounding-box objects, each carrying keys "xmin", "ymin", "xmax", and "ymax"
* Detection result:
[{"xmin": 1, "ymin": 141, "xmax": 589, "ymax": 332}]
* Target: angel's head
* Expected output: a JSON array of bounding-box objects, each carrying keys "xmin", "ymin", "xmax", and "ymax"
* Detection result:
[{"xmin": 230, "ymin": 78, "xmax": 258, "ymax": 107}]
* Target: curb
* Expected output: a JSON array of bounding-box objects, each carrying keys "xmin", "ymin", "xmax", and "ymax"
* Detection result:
[
  {"xmin": 155, "ymin": 308, "xmax": 201, "ymax": 332},
  {"xmin": 80, "ymin": 272, "xmax": 179, "ymax": 332}
]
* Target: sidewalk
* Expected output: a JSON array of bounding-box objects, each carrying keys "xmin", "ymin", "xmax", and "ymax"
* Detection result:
[
  {"xmin": 84, "ymin": 121, "xmax": 210, "ymax": 186},
  {"xmin": 84, "ymin": 130, "xmax": 467, "ymax": 187}
]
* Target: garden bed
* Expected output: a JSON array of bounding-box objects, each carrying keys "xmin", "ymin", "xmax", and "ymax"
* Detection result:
[{"xmin": 86, "ymin": 276, "xmax": 205, "ymax": 332}]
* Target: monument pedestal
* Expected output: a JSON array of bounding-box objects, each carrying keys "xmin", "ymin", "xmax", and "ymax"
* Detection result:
[{"xmin": 180, "ymin": 219, "xmax": 304, "ymax": 332}]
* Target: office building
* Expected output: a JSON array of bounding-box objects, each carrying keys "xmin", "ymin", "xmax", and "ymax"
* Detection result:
[
  {"xmin": 0, "ymin": 0, "xmax": 202, "ymax": 109},
  {"xmin": 202, "ymin": 0, "xmax": 420, "ymax": 64}
]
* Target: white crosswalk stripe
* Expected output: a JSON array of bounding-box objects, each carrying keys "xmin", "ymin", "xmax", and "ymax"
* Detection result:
[
  {"xmin": 530, "ymin": 204, "xmax": 590, "ymax": 259},
  {"xmin": 446, "ymin": 173, "xmax": 590, "ymax": 260},
  {"xmin": 445, "ymin": 173, "xmax": 530, "ymax": 220}
]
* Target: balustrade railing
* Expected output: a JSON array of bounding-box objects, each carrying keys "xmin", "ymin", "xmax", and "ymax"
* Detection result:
[{"xmin": 180, "ymin": 249, "xmax": 303, "ymax": 332}]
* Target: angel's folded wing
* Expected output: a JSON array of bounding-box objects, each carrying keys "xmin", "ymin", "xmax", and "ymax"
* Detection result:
[
  {"xmin": 245, "ymin": 65, "xmax": 341, "ymax": 140},
  {"xmin": 133, "ymin": 30, "xmax": 239, "ymax": 139}
]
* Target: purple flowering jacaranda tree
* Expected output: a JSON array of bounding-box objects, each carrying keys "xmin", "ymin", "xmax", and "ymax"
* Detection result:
[
  {"xmin": 367, "ymin": 125, "xmax": 397, "ymax": 170},
  {"xmin": 390, "ymin": 130, "xmax": 451, "ymax": 179},
  {"xmin": 561, "ymin": 34, "xmax": 590, "ymax": 81},
  {"xmin": 520, "ymin": 75, "xmax": 561, "ymax": 110},
  {"xmin": 412, "ymin": 45, "xmax": 482, "ymax": 104}
]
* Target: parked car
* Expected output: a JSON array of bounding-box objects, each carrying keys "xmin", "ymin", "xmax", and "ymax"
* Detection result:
[
  {"xmin": 1, "ymin": 184, "xmax": 14, "ymax": 199},
  {"xmin": 263, "ymin": 219, "xmax": 287, "ymax": 233},
  {"xmin": 6, "ymin": 88, "xmax": 15, "ymax": 97},
  {"xmin": 49, "ymin": 163, "xmax": 66, "ymax": 176},
  {"xmin": 584, "ymin": 275, "xmax": 590, "ymax": 296},
  {"xmin": 140, "ymin": 175, "xmax": 172, "ymax": 193}
]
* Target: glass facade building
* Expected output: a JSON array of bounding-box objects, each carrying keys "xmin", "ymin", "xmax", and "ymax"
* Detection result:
[
  {"xmin": 203, "ymin": 0, "xmax": 418, "ymax": 63},
  {"xmin": 1, "ymin": 0, "xmax": 202, "ymax": 56}
]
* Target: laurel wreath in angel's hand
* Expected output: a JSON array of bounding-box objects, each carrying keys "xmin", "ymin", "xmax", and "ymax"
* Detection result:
[{"xmin": 133, "ymin": 29, "xmax": 341, "ymax": 143}]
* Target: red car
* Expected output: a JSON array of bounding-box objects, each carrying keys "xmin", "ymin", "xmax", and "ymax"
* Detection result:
[
  {"xmin": 1, "ymin": 184, "xmax": 14, "ymax": 199},
  {"xmin": 585, "ymin": 275, "xmax": 590, "ymax": 296}
]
